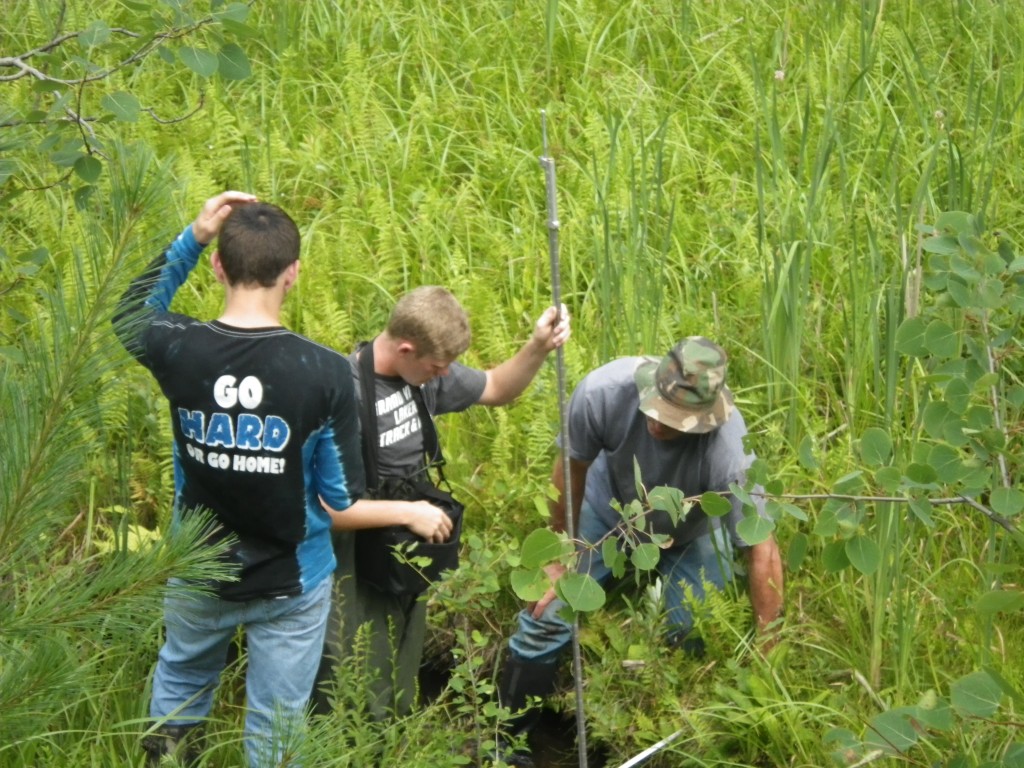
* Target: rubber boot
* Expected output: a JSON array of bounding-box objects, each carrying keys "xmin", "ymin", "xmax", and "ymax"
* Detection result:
[
  {"xmin": 141, "ymin": 723, "xmax": 204, "ymax": 767},
  {"xmin": 491, "ymin": 656, "xmax": 559, "ymax": 768}
]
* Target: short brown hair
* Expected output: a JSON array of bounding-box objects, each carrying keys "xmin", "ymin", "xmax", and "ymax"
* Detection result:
[
  {"xmin": 386, "ymin": 286, "xmax": 471, "ymax": 360},
  {"xmin": 217, "ymin": 203, "xmax": 300, "ymax": 287}
]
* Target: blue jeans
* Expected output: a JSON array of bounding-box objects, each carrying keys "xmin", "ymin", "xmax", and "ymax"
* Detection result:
[
  {"xmin": 150, "ymin": 577, "xmax": 332, "ymax": 767},
  {"xmin": 509, "ymin": 502, "xmax": 734, "ymax": 663}
]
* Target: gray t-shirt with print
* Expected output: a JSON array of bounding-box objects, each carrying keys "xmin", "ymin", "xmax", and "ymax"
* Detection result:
[
  {"xmin": 348, "ymin": 350, "xmax": 487, "ymax": 479},
  {"xmin": 567, "ymin": 356, "xmax": 762, "ymax": 548}
]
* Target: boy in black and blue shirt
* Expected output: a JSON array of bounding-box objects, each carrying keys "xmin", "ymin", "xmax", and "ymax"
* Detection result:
[{"xmin": 114, "ymin": 191, "xmax": 364, "ymax": 766}]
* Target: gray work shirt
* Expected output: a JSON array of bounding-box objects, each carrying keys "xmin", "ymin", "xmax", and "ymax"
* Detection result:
[{"xmin": 566, "ymin": 356, "xmax": 762, "ymax": 548}]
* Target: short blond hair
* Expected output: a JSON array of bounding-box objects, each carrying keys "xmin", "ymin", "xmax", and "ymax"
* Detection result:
[{"xmin": 386, "ymin": 286, "xmax": 471, "ymax": 360}]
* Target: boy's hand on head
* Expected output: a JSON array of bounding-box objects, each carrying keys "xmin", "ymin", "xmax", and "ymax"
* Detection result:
[{"xmin": 192, "ymin": 191, "xmax": 258, "ymax": 245}]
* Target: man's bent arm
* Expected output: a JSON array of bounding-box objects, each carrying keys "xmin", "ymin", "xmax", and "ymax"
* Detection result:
[
  {"xmin": 746, "ymin": 537, "xmax": 784, "ymax": 635},
  {"xmin": 529, "ymin": 455, "xmax": 590, "ymax": 619},
  {"xmin": 548, "ymin": 454, "xmax": 590, "ymax": 536}
]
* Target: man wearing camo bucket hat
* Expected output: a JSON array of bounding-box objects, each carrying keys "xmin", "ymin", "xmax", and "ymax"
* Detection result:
[{"xmin": 493, "ymin": 337, "xmax": 784, "ymax": 767}]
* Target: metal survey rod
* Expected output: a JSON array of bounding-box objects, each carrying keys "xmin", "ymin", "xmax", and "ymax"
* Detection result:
[{"xmin": 539, "ymin": 108, "xmax": 589, "ymax": 768}]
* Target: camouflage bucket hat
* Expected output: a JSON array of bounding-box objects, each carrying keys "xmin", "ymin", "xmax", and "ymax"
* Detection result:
[{"xmin": 634, "ymin": 337, "xmax": 735, "ymax": 433}]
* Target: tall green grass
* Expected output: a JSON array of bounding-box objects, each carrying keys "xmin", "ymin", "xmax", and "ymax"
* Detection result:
[{"xmin": 3, "ymin": 0, "xmax": 1024, "ymax": 764}]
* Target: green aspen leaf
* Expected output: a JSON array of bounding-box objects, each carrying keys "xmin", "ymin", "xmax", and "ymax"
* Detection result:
[
  {"xmin": 977, "ymin": 427, "xmax": 1006, "ymax": 452},
  {"xmin": 78, "ymin": 20, "xmax": 111, "ymax": 49},
  {"xmin": 813, "ymin": 505, "xmax": 839, "ymax": 537},
  {"xmin": 904, "ymin": 462, "xmax": 938, "ymax": 486},
  {"xmin": 556, "ymin": 572, "xmax": 605, "ymax": 613},
  {"xmin": 50, "ymin": 137, "xmax": 86, "ymax": 166},
  {"xmin": 532, "ymin": 494, "xmax": 549, "ymax": 521},
  {"xmin": 520, "ymin": 528, "xmax": 568, "ymax": 569},
  {"xmin": 924, "ymin": 319, "xmax": 959, "ymax": 358},
  {"xmin": 945, "ymin": 277, "xmax": 972, "ymax": 307},
  {"xmin": 874, "ymin": 466, "xmax": 901, "ymax": 493},
  {"xmin": 935, "ymin": 211, "xmax": 976, "ymax": 234},
  {"xmin": 1004, "ymin": 743, "xmax": 1024, "ymax": 768},
  {"xmin": 510, "ymin": 568, "xmax": 549, "ymax": 602},
  {"xmin": 821, "ymin": 540, "xmax": 850, "ymax": 573},
  {"xmin": 73, "ymin": 184, "xmax": 95, "ymax": 211},
  {"xmin": 907, "ymin": 496, "xmax": 934, "ymax": 527},
  {"xmin": 602, "ymin": 537, "xmax": 626, "ymax": 578},
  {"xmin": 941, "ymin": 420, "xmax": 968, "ymax": 448},
  {"xmin": 157, "ymin": 46, "xmax": 176, "ymax": 65},
  {"xmin": 859, "ymin": 428, "xmax": 892, "ymax": 467},
  {"xmin": 974, "ymin": 368, "xmax": 999, "ymax": 388},
  {"xmin": 823, "ymin": 727, "xmax": 860, "ymax": 763},
  {"xmin": 73, "ymin": 154, "xmax": 102, "ymax": 183},
  {"xmin": 894, "ymin": 316, "xmax": 928, "ymax": 356},
  {"xmin": 782, "ymin": 501, "xmax": 808, "ymax": 521},
  {"xmin": 950, "ymin": 670, "xmax": 1002, "ymax": 717},
  {"xmin": 215, "ymin": 2, "xmax": 252, "ymax": 22},
  {"xmin": 981, "ymin": 249, "xmax": 1007, "ymax": 275},
  {"xmin": 981, "ymin": 665, "xmax": 1024, "ymax": 707},
  {"xmin": 959, "ymin": 464, "xmax": 992, "ymax": 497},
  {"xmin": 943, "ymin": 377, "xmax": 971, "ymax": 415},
  {"xmin": 736, "ymin": 515, "xmax": 774, "ymax": 546},
  {"xmin": 179, "ymin": 46, "xmax": 219, "ymax": 77},
  {"xmin": 974, "ymin": 590, "xmax": 1024, "ymax": 617},
  {"xmin": 957, "ymin": 232, "xmax": 992, "ymax": 259},
  {"xmin": 797, "ymin": 435, "xmax": 818, "ymax": 470},
  {"xmin": 101, "ymin": 91, "xmax": 140, "ymax": 122},
  {"xmin": 747, "ymin": 457, "xmax": 770, "ymax": 485},
  {"xmin": 700, "ymin": 491, "xmax": 732, "ymax": 518},
  {"xmin": 728, "ymin": 482, "xmax": 754, "ymax": 509},
  {"xmin": 991, "ymin": 487, "xmax": 1024, "ymax": 517},
  {"xmin": 949, "ymin": 253, "xmax": 980, "ymax": 282},
  {"xmin": 846, "ymin": 535, "xmax": 881, "ymax": 575},
  {"xmin": 923, "ymin": 401, "xmax": 954, "ymax": 439},
  {"xmin": 32, "ymin": 78, "xmax": 65, "ymax": 94},
  {"xmin": 218, "ymin": 43, "xmax": 252, "ymax": 80},
  {"xmin": 922, "ymin": 234, "xmax": 960, "ymax": 256},
  {"xmin": 834, "ymin": 471, "xmax": 866, "ymax": 494},
  {"xmin": 630, "ymin": 543, "xmax": 660, "ymax": 571},
  {"xmin": 648, "ymin": 485, "xmax": 685, "ymax": 520},
  {"xmin": 767, "ymin": 499, "xmax": 806, "ymax": 521},
  {"xmin": 914, "ymin": 691, "xmax": 955, "ymax": 732},
  {"xmin": 864, "ymin": 708, "xmax": 919, "ymax": 753},
  {"xmin": 928, "ymin": 444, "xmax": 967, "ymax": 483},
  {"xmin": 786, "ymin": 532, "xmax": 808, "ymax": 571},
  {"xmin": 219, "ymin": 18, "xmax": 259, "ymax": 39},
  {"xmin": 924, "ymin": 268, "xmax": 950, "ymax": 291},
  {"xmin": 964, "ymin": 404, "xmax": 993, "ymax": 431},
  {"xmin": 976, "ymin": 276, "xmax": 1003, "ymax": 308}
]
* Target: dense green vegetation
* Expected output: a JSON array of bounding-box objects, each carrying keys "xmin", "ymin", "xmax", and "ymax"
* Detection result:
[{"xmin": 2, "ymin": 0, "xmax": 1022, "ymax": 765}]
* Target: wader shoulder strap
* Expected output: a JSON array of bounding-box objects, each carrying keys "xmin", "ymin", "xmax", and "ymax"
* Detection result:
[{"xmin": 355, "ymin": 339, "xmax": 446, "ymax": 490}]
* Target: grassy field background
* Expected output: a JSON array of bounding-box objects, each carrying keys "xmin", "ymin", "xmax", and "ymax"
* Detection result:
[{"xmin": 2, "ymin": 0, "xmax": 1022, "ymax": 765}]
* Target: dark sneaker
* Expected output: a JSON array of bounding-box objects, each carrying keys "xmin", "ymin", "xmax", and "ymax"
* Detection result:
[{"xmin": 141, "ymin": 723, "xmax": 203, "ymax": 767}]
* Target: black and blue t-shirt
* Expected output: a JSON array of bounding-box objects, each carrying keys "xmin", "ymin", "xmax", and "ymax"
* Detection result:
[{"xmin": 114, "ymin": 226, "xmax": 364, "ymax": 601}]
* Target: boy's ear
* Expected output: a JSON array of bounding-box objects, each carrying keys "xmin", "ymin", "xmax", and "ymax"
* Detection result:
[
  {"xmin": 210, "ymin": 250, "xmax": 228, "ymax": 285},
  {"xmin": 282, "ymin": 260, "xmax": 299, "ymax": 293},
  {"xmin": 395, "ymin": 340, "xmax": 418, "ymax": 357}
]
